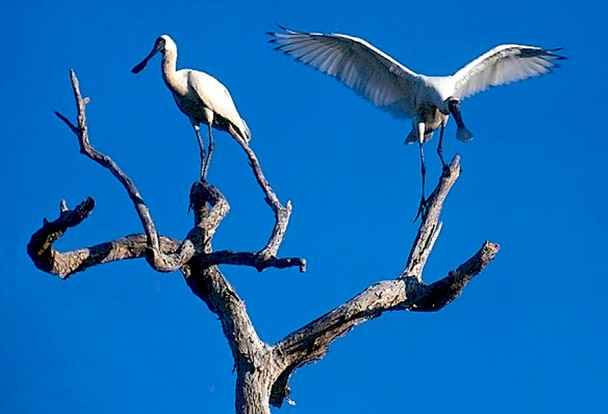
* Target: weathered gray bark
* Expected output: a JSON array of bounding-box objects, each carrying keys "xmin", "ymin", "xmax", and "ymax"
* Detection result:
[{"xmin": 27, "ymin": 71, "xmax": 499, "ymax": 413}]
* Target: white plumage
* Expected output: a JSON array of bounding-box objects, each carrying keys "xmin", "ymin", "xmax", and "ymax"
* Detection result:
[
  {"xmin": 132, "ymin": 35, "xmax": 250, "ymax": 179},
  {"xmin": 269, "ymin": 26, "xmax": 564, "ymax": 216},
  {"xmin": 269, "ymin": 27, "xmax": 563, "ymax": 144}
]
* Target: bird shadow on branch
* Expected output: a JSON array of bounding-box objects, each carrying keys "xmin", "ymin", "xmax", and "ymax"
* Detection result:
[{"xmin": 28, "ymin": 70, "xmax": 499, "ymax": 413}]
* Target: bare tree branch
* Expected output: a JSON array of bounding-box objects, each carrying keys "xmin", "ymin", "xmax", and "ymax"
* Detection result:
[
  {"xmin": 268, "ymin": 157, "xmax": 500, "ymax": 407},
  {"xmin": 410, "ymin": 240, "xmax": 500, "ymax": 311},
  {"xmin": 197, "ymin": 251, "xmax": 306, "ymax": 272},
  {"xmin": 25, "ymin": 187, "xmax": 303, "ymax": 279},
  {"xmin": 235, "ymin": 139, "xmax": 293, "ymax": 259},
  {"xmin": 54, "ymin": 70, "xmax": 303, "ymax": 274},
  {"xmin": 26, "ymin": 198, "xmax": 181, "ymax": 278},
  {"xmin": 25, "ymin": 183, "xmax": 303, "ymax": 279},
  {"xmin": 54, "ymin": 69, "xmax": 181, "ymax": 271},
  {"xmin": 402, "ymin": 157, "xmax": 461, "ymax": 280}
]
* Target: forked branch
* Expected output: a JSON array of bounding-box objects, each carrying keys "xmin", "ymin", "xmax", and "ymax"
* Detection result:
[
  {"xmin": 235, "ymin": 139, "xmax": 294, "ymax": 259},
  {"xmin": 47, "ymin": 69, "xmax": 303, "ymax": 276},
  {"xmin": 268, "ymin": 156, "xmax": 500, "ymax": 407},
  {"xmin": 54, "ymin": 69, "xmax": 187, "ymax": 272},
  {"xmin": 402, "ymin": 159, "xmax": 462, "ymax": 280}
]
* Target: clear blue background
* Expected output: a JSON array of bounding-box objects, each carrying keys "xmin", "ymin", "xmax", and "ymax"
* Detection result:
[{"xmin": 2, "ymin": 0, "xmax": 606, "ymax": 412}]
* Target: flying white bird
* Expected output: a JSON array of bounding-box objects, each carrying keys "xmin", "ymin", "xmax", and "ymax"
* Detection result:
[
  {"xmin": 132, "ymin": 35, "xmax": 251, "ymax": 179},
  {"xmin": 268, "ymin": 26, "xmax": 565, "ymax": 217}
]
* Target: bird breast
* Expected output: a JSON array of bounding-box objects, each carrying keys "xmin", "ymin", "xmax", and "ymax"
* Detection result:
[
  {"xmin": 421, "ymin": 76, "xmax": 456, "ymax": 110},
  {"xmin": 170, "ymin": 70, "xmax": 219, "ymax": 126},
  {"xmin": 419, "ymin": 103, "xmax": 447, "ymax": 132},
  {"xmin": 173, "ymin": 90, "xmax": 210, "ymax": 125}
]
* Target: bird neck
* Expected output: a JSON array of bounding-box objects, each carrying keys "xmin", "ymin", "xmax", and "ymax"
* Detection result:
[{"xmin": 161, "ymin": 49, "xmax": 185, "ymax": 94}]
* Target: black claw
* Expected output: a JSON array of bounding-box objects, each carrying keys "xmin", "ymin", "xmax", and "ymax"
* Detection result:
[{"xmin": 413, "ymin": 197, "xmax": 427, "ymax": 222}]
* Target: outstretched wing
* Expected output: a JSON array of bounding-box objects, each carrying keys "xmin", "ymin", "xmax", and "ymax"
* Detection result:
[
  {"xmin": 453, "ymin": 44, "xmax": 565, "ymax": 99},
  {"xmin": 269, "ymin": 26, "xmax": 422, "ymax": 119}
]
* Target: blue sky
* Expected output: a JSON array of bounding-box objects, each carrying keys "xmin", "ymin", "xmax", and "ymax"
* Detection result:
[{"xmin": 2, "ymin": 0, "xmax": 606, "ymax": 412}]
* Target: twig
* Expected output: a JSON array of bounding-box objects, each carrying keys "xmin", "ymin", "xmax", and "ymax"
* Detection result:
[
  {"xmin": 235, "ymin": 139, "xmax": 292, "ymax": 258},
  {"xmin": 196, "ymin": 251, "xmax": 306, "ymax": 272}
]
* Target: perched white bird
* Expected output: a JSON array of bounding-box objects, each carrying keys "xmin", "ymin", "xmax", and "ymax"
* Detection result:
[
  {"xmin": 269, "ymin": 26, "xmax": 564, "ymax": 216},
  {"xmin": 132, "ymin": 35, "xmax": 251, "ymax": 179}
]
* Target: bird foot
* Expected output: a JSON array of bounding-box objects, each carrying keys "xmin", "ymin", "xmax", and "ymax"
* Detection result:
[
  {"xmin": 413, "ymin": 197, "xmax": 428, "ymax": 222},
  {"xmin": 441, "ymin": 163, "xmax": 451, "ymax": 176}
]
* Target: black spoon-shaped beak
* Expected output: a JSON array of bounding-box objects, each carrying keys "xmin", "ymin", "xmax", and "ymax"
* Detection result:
[{"xmin": 131, "ymin": 40, "xmax": 162, "ymax": 74}]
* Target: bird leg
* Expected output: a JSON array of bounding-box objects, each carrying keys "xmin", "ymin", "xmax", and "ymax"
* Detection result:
[
  {"xmin": 193, "ymin": 125, "xmax": 207, "ymax": 180},
  {"xmin": 202, "ymin": 123, "xmax": 215, "ymax": 181},
  {"xmin": 414, "ymin": 122, "xmax": 427, "ymax": 222},
  {"xmin": 436, "ymin": 123, "xmax": 447, "ymax": 171}
]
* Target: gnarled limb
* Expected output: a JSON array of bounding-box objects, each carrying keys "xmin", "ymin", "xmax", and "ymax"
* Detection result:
[
  {"xmin": 196, "ymin": 251, "xmax": 306, "ymax": 272},
  {"xmin": 409, "ymin": 240, "xmax": 500, "ymax": 311},
  {"xmin": 268, "ymin": 156, "xmax": 500, "ymax": 407},
  {"xmin": 234, "ymin": 139, "xmax": 293, "ymax": 259},
  {"xmin": 402, "ymin": 155, "xmax": 461, "ymax": 280},
  {"xmin": 26, "ymin": 201, "xmax": 179, "ymax": 278},
  {"xmin": 53, "ymin": 70, "xmax": 302, "ymax": 274},
  {"xmin": 26, "ymin": 185, "xmax": 303, "ymax": 279},
  {"xmin": 55, "ymin": 69, "xmax": 191, "ymax": 272}
]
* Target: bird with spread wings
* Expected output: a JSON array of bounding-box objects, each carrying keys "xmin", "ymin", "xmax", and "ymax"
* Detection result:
[{"xmin": 268, "ymin": 26, "xmax": 565, "ymax": 218}]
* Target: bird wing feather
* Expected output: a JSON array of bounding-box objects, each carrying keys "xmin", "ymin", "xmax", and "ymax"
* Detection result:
[
  {"xmin": 269, "ymin": 27, "xmax": 422, "ymax": 119},
  {"xmin": 452, "ymin": 44, "xmax": 565, "ymax": 99},
  {"xmin": 186, "ymin": 70, "xmax": 250, "ymax": 141}
]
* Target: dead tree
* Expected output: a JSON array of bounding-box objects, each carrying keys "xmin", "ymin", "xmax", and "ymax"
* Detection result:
[{"xmin": 27, "ymin": 71, "xmax": 499, "ymax": 413}]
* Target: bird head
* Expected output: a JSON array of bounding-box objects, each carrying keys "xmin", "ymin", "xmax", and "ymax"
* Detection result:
[
  {"xmin": 157, "ymin": 35, "xmax": 177, "ymax": 53},
  {"xmin": 446, "ymin": 97, "xmax": 460, "ymax": 114},
  {"xmin": 446, "ymin": 97, "xmax": 474, "ymax": 142},
  {"xmin": 131, "ymin": 34, "xmax": 176, "ymax": 74}
]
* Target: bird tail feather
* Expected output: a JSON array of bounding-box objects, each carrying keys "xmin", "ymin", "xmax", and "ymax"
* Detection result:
[{"xmin": 229, "ymin": 118, "xmax": 251, "ymax": 144}]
